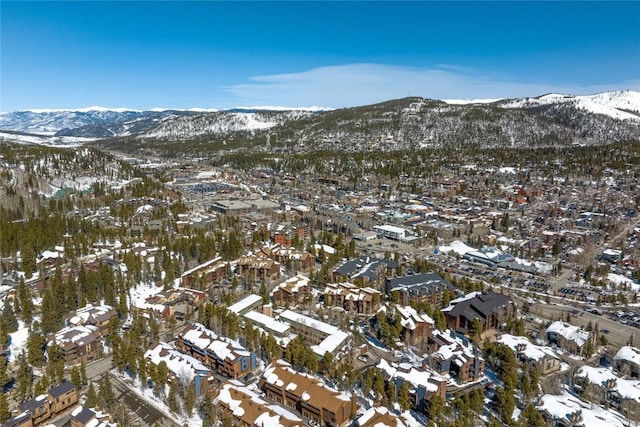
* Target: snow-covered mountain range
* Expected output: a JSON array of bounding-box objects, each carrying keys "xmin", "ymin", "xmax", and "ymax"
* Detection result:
[{"xmin": 0, "ymin": 91, "xmax": 638, "ymax": 150}]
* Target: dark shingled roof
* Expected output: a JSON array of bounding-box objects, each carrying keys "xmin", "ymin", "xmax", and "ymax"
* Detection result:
[
  {"xmin": 334, "ymin": 256, "xmax": 397, "ymax": 281},
  {"xmin": 71, "ymin": 406, "xmax": 96, "ymax": 424},
  {"xmin": 447, "ymin": 291, "xmax": 510, "ymax": 321},
  {"xmin": 48, "ymin": 380, "xmax": 76, "ymax": 398},
  {"xmin": 387, "ymin": 272, "xmax": 453, "ymax": 296},
  {"xmin": 18, "ymin": 396, "xmax": 48, "ymax": 413}
]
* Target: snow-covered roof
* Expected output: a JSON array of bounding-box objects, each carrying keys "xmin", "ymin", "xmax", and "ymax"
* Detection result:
[
  {"xmin": 228, "ymin": 294, "xmax": 263, "ymax": 315},
  {"xmin": 214, "ymin": 380, "xmax": 303, "ymax": 427},
  {"xmin": 144, "ymin": 342, "xmax": 210, "ymax": 384},
  {"xmin": 576, "ymin": 366, "xmax": 640, "ymax": 403},
  {"xmin": 178, "ymin": 322, "xmax": 250, "ymax": 363},
  {"xmin": 545, "ymin": 321, "xmax": 590, "ymax": 347},
  {"xmin": 279, "ymin": 310, "xmax": 351, "ymax": 357},
  {"xmin": 262, "ymin": 360, "xmax": 353, "ymax": 413},
  {"xmin": 498, "ymin": 334, "xmax": 559, "ymax": 362},
  {"xmin": 539, "ymin": 392, "xmax": 627, "ymax": 427},
  {"xmin": 614, "ymin": 346, "xmax": 640, "ymax": 366},
  {"xmin": 243, "ymin": 310, "xmax": 291, "ymax": 335},
  {"xmin": 53, "ymin": 324, "xmax": 100, "ymax": 347},
  {"xmin": 395, "ymin": 305, "xmax": 434, "ymax": 330},
  {"xmin": 356, "ymin": 407, "xmax": 408, "ymax": 427},
  {"xmin": 376, "ymin": 358, "xmax": 443, "ymax": 393}
]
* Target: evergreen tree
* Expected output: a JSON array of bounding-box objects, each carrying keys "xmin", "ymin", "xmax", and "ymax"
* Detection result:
[
  {"xmin": 518, "ymin": 403, "xmax": 546, "ymax": 427},
  {"xmin": 0, "ymin": 393, "xmax": 9, "ymax": 423},
  {"xmin": 168, "ymin": 382, "xmax": 179, "ymax": 414},
  {"xmin": 15, "ymin": 352, "xmax": 33, "ymax": 402},
  {"xmin": 34, "ymin": 375, "xmax": 49, "ymax": 396},
  {"xmin": 99, "ymin": 373, "xmax": 116, "ymax": 411},
  {"xmin": 71, "ymin": 366, "xmax": 81, "ymax": 388},
  {"xmin": 80, "ymin": 362, "xmax": 88, "ymax": 386},
  {"xmin": 86, "ymin": 382, "xmax": 98, "ymax": 408},
  {"xmin": 2, "ymin": 303, "xmax": 18, "ymax": 333},
  {"xmin": 184, "ymin": 385, "xmax": 196, "ymax": 417},
  {"xmin": 0, "ymin": 356, "xmax": 11, "ymax": 390},
  {"xmin": 200, "ymin": 393, "xmax": 215, "ymax": 427},
  {"xmin": 17, "ymin": 280, "xmax": 33, "ymax": 325},
  {"xmin": 398, "ymin": 381, "xmax": 411, "ymax": 411},
  {"xmin": 0, "ymin": 319, "xmax": 7, "ymax": 349},
  {"xmin": 27, "ymin": 328, "xmax": 46, "ymax": 367}
]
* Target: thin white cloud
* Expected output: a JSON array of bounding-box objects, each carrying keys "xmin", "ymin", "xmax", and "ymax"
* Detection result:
[{"xmin": 224, "ymin": 63, "xmax": 640, "ymax": 108}]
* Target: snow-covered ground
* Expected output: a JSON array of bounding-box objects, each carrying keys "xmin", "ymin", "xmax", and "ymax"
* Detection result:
[
  {"xmin": 8, "ymin": 320, "xmax": 30, "ymax": 362},
  {"xmin": 538, "ymin": 390, "xmax": 629, "ymax": 427},
  {"xmin": 608, "ymin": 272, "xmax": 640, "ymax": 291}
]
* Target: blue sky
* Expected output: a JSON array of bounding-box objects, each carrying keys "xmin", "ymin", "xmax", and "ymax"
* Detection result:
[{"xmin": 2, "ymin": 1, "xmax": 639, "ymax": 111}]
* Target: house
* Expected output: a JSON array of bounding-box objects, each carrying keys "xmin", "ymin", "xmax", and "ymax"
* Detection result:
[
  {"xmin": 228, "ymin": 294, "xmax": 263, "ymax": 316},
  {"xmin": 613, "ymin": 346, "xmax": 640, "ymax": 378},
  {"xmin": 68, "ymin": 304, "xmax": 117, "ymax": 335},
  {"xmin": 278, "ymin": 310, "xmax": 351, "ymax": 358},
  {"xmin": 601, "ymin": 248, "xmax": 623, "ymax": 264},
  {"xmin": 545, "ymin": 321, "xmax": 593, "ymax": 357},
  {"xmin": 395, "ymin": 305, "xmax": 434, "ymax": 346},
  {"xmin": 242, "ymin": 310, "xmax": 292, "ymax": 339},
  {"xmin": 52, "ymin": 325, "xmax": 102, "ymax": 364},
  {"xmin": 355, "ymin": 407, "xmax": 408, "ymax": 427},
  {"xmin": 144, "ymin": 342, "xmax": 214, "ymax": 398},
  {"xmin": 259, "ymin": 360, "xmax": 357, "ymax": 427},
  {"xmin": 442, "ymin": 291, "xmax": 515, "ymax": 334},
  {"xmin": 214, "ymin": 380, "xmax": 303, "ymax": 427},
  {"xmin": 376, "ymin": 359, "xmax": 447, "ymax": 411},
  {"xmin": 1, "ymin": 411, "xmax": 33, "ymax": 427},
  {"xmin": 272, "ymin": 274, "xmax": 312, "ymax": 307},
  {"xmin": 574, "ymin": 366, "xmax": 640, "ymax": 414},
  {"xmin": 144, "ymin": 287, "xmax": 206, "ymax": 321},
  {"xmin": 261, "ymin": 245, "xmax": 315, "ymax": 272},
  {"xmin": 16, "ymin": 381, "xmax": 79, "ymax": 427},
  {"xmin": 48, "ymin": 381, "xmax": 79, "ymax": 415},
  {"xmin": 427, "ymin": 329, "xmax": 485, "ymax": 383},
  {"xmin": 386, "ymin": 272, "xmax": 454, "ymax": 306},
  {"xmin": 70, "ymin": 406, "xmax": 116, "ymax": 427},
  {"xmin": 538, "ymin": 392, "xmax": 628, "ymax": 427},
  {"xmin": 211, "ymin": 198, "xmax": 280, "ymax": 215},
  {"xmin": 373, "ymin": 224, "xmax": 419, "ymax": 243},
  {"xmin": 323, "ymin": 282, "xmax": 381, "ymax": 316},
  {"xmin": 18, "ymin": 395, "xmax": 50, "ymax": 426},
  {"xmin": 181, "ymin": 256, "xmax": 229, "ymax": 288},
  {"xmin": 498, "ymin": 334, "xmax": 561, "ymax": 374},
  {"xmin": 236, "ymin": 254, "xmax": 281, "ymax": 282},
  {"xmin": 333, "ymin": 256, "xmax": 397, "ymax": 287},
  {"xmin": 176, "ymin": 322, "xmax": 256, "ymax": 379}
]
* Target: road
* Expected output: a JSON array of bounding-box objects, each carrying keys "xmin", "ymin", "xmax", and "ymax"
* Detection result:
[
  {"xmin": 73, "ymin": 355, "xmax": 180, "ymax": 427},
  {"xmin": 110, "ymin": 375, "xmax": 180, "ymax": 427},
  {"xmin": 530, "ymin": 300, "xmax": 635, "ymax": 349}
]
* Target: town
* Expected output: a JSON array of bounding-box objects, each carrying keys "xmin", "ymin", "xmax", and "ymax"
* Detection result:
[{"xmin": 1, "ymin": 141, "xmax": 640, "ymax": 427}]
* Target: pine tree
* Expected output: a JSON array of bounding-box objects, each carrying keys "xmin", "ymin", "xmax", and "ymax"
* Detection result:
[
  {"xmin": 184, "ymin": 385, "xmax": 196, "ymax": 416},
  {"xmin": 27, "ymin": 328, "xmax": 46, "ymax": 367},
  {"xmin": 2, "ymin": 303, "xmax": 18, "ymax": 333},
  {"xmin": 0, "ymin": 356, "xmax": 10, "ymax": 390},
  {"xmin": 99, "ymin": 373, "xmax": 116, "ymax": 411},
  {"xmin": 86, "ymin": 382, "xmax": 98, "ymax": 408},
  {"xmin": 18, "ymin": 280, "xmax": 33, "ymax": 325},
  {"xmin": 0, "ymin": 393, "xmax": 9, "ymax": 423},
  {"xmin": 71, "ymin": 366, "xmax": 81, "ymax": 388},
  {"xmin": 34, "ymin": 375, "xmax": 50, "ymax": 396},
  {"xmin": 398, "ymin": 381, "xmax": 411, "ymax": 411},
  {"xmin": 15, "ymin": 353, "xmax": 33, "ymax": 402},
  {"xmin": 168, "ymin": 382, "xmax": 179, "ymax": 414},
  {"xmin": 201, "ymin": 393, "xmax": 214, "ymax": 427},
  {"xmin": 80, "ymin": 362, "xmax": 88, "ymax": 386},
  {"xmin": 0, "ymin": 319, "xmax": 7, "ymax": 349}
]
